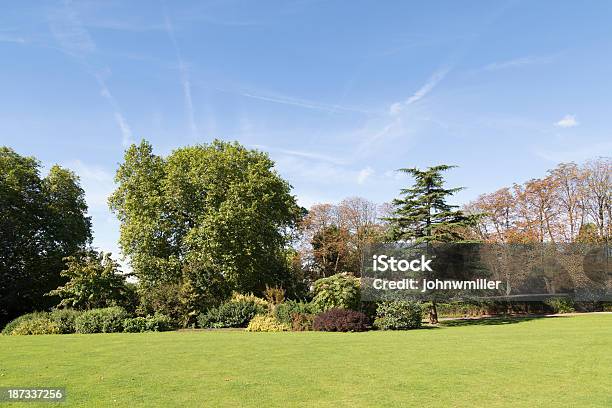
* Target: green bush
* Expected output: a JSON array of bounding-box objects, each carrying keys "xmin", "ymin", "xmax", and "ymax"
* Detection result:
[
  {"xmin": 230, "ymin": 292, "xmax": 270, "ymax": 309},
  {"xmin": 245, "ymin": 315, "xmax": 290, "ymax": 332},
  {"xmin": 274, "ymin": 301, "xmax": 314, "ymax": 325},
  {"xmin": 312, "ymin": 273, "xmax": 361, "ymax": 312},
  {"xmin": 11, "ymin": 317, "xmax": 60, "ymax": 335},
  {"xmin": 2, "ymin": 312, "xmax": 49, "ymax": 335},
  {"xmin": 545, "ymin": 297, "xmax": 575, "ymax": 314},
  {"xmin": 75, "ymin": 307, "xmax": 129, "ymax": 333},
  {"xmin": 123, "ymin": 317, "xmax": 149, "ymax": 333},
  {"xmin": 49, "ymin": 309, "xmax": 82, "ymax": 334},
  {"xmin": 291, "ymin": 313, "xmax": 315, "ymax": 331},
  {"xmin": 145, "ymin": 313, "xmax": 174, "ymax": 331},
  {"xmin": 197, "ymin": 300, "xmax": 266, "ymax": 328},
  {"xmin": 374, "ymin": 301, "xmax": 422, "ymax": 330}
]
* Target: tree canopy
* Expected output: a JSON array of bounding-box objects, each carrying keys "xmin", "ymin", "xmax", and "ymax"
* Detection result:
[
  {"xmin": 0, "ymin": 147, "xmax": 91, "ymax": 325},
  {"xmin": 109, "ymin": 140, "xmax": 303, "ymax": 307}
]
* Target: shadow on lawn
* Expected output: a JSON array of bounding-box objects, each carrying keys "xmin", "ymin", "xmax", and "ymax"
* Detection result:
[{"xmin": 438, "ymin": 315, "xmax": 558, "ymax": 327}]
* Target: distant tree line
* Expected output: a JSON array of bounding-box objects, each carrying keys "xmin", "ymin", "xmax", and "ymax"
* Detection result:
[{"xmin": 1, "ymin": 140, "xmax": 609, "ymax": 328}]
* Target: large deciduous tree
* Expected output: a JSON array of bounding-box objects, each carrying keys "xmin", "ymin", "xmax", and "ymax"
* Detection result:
[
  {"xmin": 109, "ymin": 140, "xmax": 302, "ymax": 322},
  {"xmin": 0, "ymin": 147, "xmax": 91, "ymax": 326}
]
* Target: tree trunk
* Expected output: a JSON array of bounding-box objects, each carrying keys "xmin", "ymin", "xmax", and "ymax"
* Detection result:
[{"xmin": 429, "ymin": 301, "xmax": 439, "ymax": 324}]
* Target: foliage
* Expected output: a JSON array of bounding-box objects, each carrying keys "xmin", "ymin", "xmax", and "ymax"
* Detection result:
[
  {"xmin": 74, "ymin": 307, "xmax": 129, "ymax": 334},
  {"xmin": 0, "ymin": 147, "xmax": 91, "ymax": 327},
  {"xmin": 230, "ymin": 292, "xmax": 270, "ymax": 309},
  {"xmin": 312, "ymin": 273, "xmax": 361, "ymax": 312},
  {"xmin": 313, "ymin": 308, "xmax": 369, "ymax": 332},
  {"xmin": 2, "ymin": 312, "xmax": 50, "ymax": 335},
  {"xmin": 108, "ymin": 140, "xmax": 303, "ymax": 303},
  {"xmin": 10, "ymin": 317, "xmax": 60, "ymax": 335},
  {"xmin": 291, "ymin": 313, "xmax": 315, "ymax": 331},
  {"xmin": 299, "ymin": 198, "xmax": 386, "ymax": 281},
  {"xmin": 48, "ymin": 250, "xmax": 131, "ymax": 310},
  {"xmin": 197, "ymin": 300, "xmax": 266, "ymax": 329},
  {"xmin": 49, "ymin": 309, "xmax": 82, "ymax": 334},
  {"xmin": 545, "ymin": 297, "xmax": 576, "ymax": 314},
  {"xmin": 137, "ymin": 282, "xmax": 184, "ymax": 326},
  {"xmin": 264, "ymin": 285, "xmax": 285, "ymax": 305},
  {"xmin": 123, "ymin": 317, "xmax": 149, "ymax": 333},
  {"xmin": 274, "ymin": 300, "xmax": 315, "ymax": 325},
  {"xmin": 123, "ymin": 314, "xmax": 174, "ymax": 332},
  {"xmin": 374, "ymin": 301, "xmax": 423, "ymax": 330},
  {"xmin": 245, "ymin": 315, "xmax": 290, "ymax": 332},
  {"xmin": 387, "ymin": 165, "xmax": 478, "ymax": 243}
]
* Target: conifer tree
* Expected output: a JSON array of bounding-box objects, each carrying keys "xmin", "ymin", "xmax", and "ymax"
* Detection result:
[{"xmin": 387, "ymin": 165, "xmax": 479, "ymax": 323}]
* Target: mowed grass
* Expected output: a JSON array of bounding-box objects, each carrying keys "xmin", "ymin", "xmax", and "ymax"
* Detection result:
[{"xmin": 1, "ymin": 315, "xmax": 611, "ymax": 407}]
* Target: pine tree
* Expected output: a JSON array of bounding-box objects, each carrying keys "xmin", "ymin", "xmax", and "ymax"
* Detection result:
[{"xmin": 387, "ymin": 165, "xmax": 479, "ymax": 323}]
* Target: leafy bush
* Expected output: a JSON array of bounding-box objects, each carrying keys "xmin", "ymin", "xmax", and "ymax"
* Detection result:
[
  {"xmin": 245, "ymin": 315, "xmax": 290, "ymax": 332},
  {"xmin": 197, "ymin": 300, "xmax": 266, "ymax": 328},
  {"xmin": 374, "ymin": 301, "xmax": 422, "ymax": 330},
  {"xmin": 75, "ymin": 307, "xmax": 129, "ymax": 333},
  {"xmin": 11, "ymin": 317, "xmax": 60, "ymax": 335},
  {"xmin": 123, "ymin": 317, "xmax": 148, "ymax": 333},
  {"xmin": 312, "ymin": 273, "xmax": 361, "ymax": 312},
  {"xmin": 2, "ymin": 312, "xmax": 49, "ymax": 335},
  {"xmin": 49, "ymin": 309, "xmax": 82, "ymax": 334},
  {"xmin": 291, "ymin": 313, "xmax": 315, "ymax": 331},
  {"xmin": 274, "ymin": 301, "xmax": 315, "ymax": 325},
  {"xmin": 145, "ymin": 313, "xmax": 174, "ymax": 331},
  {"xmin": 230, "ymin": 292, "xmax": 270, "ymax": 309},
  {"xmin": 264, "ymin": 286, "xmax": 285, "ymax": 305},
  {"xmin": 545, "ymin": 297, "xmax": 575, "ymax": 314},
  {"xmin": 313, "ymin": 308, "xmax": 369, "ymax": 332}
]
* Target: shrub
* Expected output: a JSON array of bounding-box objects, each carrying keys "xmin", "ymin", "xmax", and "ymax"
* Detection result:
[
  {"xmin": 245, "ymin": 315, "xmax": 290, "ymax": 332},
  {"xmin": 197, "ymin": 300, "xmax": 266, "ymax": 328},
  {"xmin": 312, "ymin": 273, "xmax": 361, "ymax": 312},
  {"xmin": 374, "ymin": 301, "xmax": 422, "ymax": 330},
  {"xmin": 313, "ymin": 308, "xmax": 369, "ymax": 332},
  {"xmin": 145, "ymin": 313, "xmax": 174, "ymax": 331},
  {"xmin": 75, "ymin": 307, "xmax": 129, "ymax": 333},
  {"xmin": 49, "ymin": 309, "xmax": 82, "ymax": 334},
  {"xmin": 230, "ymin": 292, "xmax": 270, "ymax": 309},
  {"xmin": 264, "ymin": 286, "xmax": 285, "ymax": 305},
  {"xmin": 2, "ymin": 312, "xmax": 49, "ymax": 335},
  {"xmin": 274, "ymin": 301, "xmax": 315, "ymax": 325},
  {"xmin": 545, "ymin": 297, "xmax": 575, "ymax": 314},
  {"xmin": 291, "ymin": 313, "xmax": 315, "ymax": 331},
  {"xmin": 11, "ymin": 317, "xmax": 60, "ymax": 335},
  {"xmin": 123, "ymin": 317, "xmax": 148, "ymax": 333}
]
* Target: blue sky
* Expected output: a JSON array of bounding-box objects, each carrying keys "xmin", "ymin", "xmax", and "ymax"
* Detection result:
[{"xmin": 1, "ymin": 0, "xmax": 611, "ymax": 257}]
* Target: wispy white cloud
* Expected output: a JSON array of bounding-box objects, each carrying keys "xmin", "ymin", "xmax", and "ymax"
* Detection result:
[
  {"xmin": 48, "ymin": 3, "xmax": 134, "ymax": 148},
  {"xmin": 356, "ymin": 167, "xmax": 374, "ymax": 184},
  {"xmin": 555, "ymin": 114, "xmax": 579, "ymax": 128},
  {"xmin": 234, "ymin": 90, "xmax": 371, "ymax": 115},
  {"xmin": 164, "ymin": 13, "xmax": 199, "ymax": 138},
  {"xmin": 47, "ymin": 4, "xmax": 96, "ymax": 57},
  {"xmin": 389, "ymin": 66, "xmax": 450, "ymax": 115},
  {"xmin": 253, "ymin": 144, "xmax": 348, "ymax": 165},
  {"xmin": 95, "ymin": 74, "xmax": 135, "ymax": 147},
  {"xmin": 480, "ymin": 55, "xmax": 554, "ymax": 72},
  {"xmin": 534, "ymin": 141, "xmax": 612, "ymax": 163}
]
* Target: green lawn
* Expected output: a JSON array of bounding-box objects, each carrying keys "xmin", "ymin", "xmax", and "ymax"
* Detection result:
[{"xmin": 1, "ymin": 314, "xmax": 610, "ymax": 407}]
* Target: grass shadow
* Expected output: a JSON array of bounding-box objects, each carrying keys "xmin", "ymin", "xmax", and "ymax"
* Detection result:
[{"xmin": 438, "ymin": 315, "xmax": 558, "ymax": 327}]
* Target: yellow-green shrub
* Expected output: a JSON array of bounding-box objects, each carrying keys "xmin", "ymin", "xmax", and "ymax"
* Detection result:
[
  {"xmin": 245, "ymin": 315, "xmax": 290, "ymax": 332},
  {"xmin": 11, "ymin": 317, "xmax": 60, "ymax": 335}
]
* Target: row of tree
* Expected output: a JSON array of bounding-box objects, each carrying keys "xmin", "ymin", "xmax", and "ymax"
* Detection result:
[
  {"xmin": 1, "ymin": 141, "xmax": 609, "ymax": 327},
  {"xmin": 465, "ymin": 159, "xmax": 610, "ymax": 244}
]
